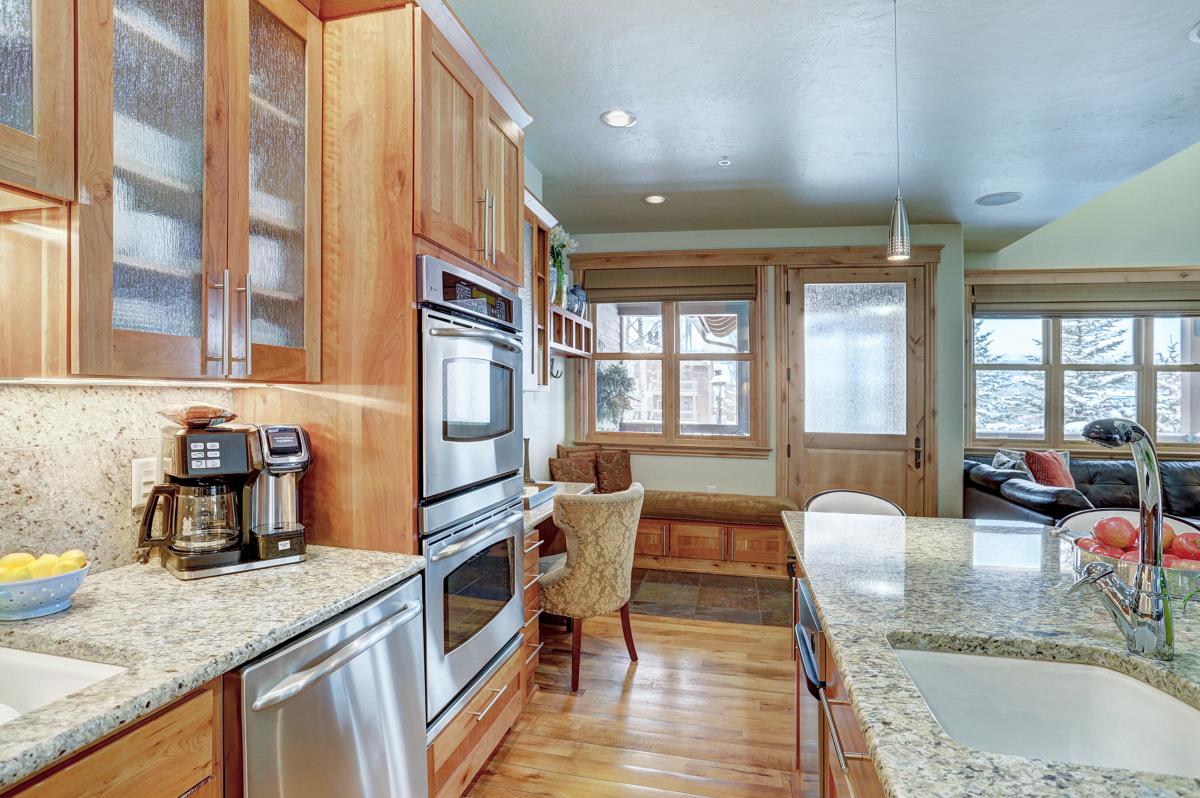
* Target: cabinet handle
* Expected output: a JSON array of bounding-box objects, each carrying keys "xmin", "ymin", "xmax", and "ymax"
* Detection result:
[
  {"xmin": 235, "ymin": 273, "xmax": 253, "ymax": 376},
  {"xmin": 490, "ymin": 192, "xmax": 497, "ymax": 265},
  {"xmin": 524, "ymin": 641, "xmax": 545, "ymax": 666},
  {"xmin": 208, "ymin": 268, "xmax": 232, "ymax": 376},
  {"xmin": 476, "ymin": 191, "xmax": 489, "ymax": 255},
  {"xmin": 471, "ymin": 684, "xmax": 508, "ymax": 722},
  {"xmin": 523, "ymin": 538, "xmax": 543, "ymax": 555},
  {"xmin": 523, "ymin": 572, "xmax": 543, "ymax": 591},
  {"xmin": 522, "ymin": 608, "xmax": 543, "ymax": 629}
]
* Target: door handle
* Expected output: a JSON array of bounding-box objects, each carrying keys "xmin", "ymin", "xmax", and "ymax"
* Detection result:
[
  {"xmin": 430, "ymin": 511, "xmax": 523, "ymax": 562},
  {"xmin": 428, "ymin": 326, "xmax": 523, "ymax": 353},
  {"xmin": 251, "ymin": 601, "xmax": 422, "ymax": 711},
  {"xmin": 476, "ymin": 191, "xmax": 489, "ymax": 256},
  {"xmin": 234, "ymin": 273, "xmax": 253, "ymax": 376},
  {"xmin": 207, "ymin": 268, "xmax": 232, "ymax": 376},
  {"xmin": 490, "ymin": 192, "xmax": 497, "ymax": 265},
  {"xmin": 908, "ymin": 435, "xmax": 924, "ymax": 469}
]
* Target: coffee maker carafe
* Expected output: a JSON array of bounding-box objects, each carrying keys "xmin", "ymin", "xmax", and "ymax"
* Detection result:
[{"xmin": 139, "ymin": 424, "xmax": 263, "ymax": 577}]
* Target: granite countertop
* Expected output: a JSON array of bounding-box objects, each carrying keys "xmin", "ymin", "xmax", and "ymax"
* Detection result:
[
  {"xmin": 0, "ymin": 545, "xmax": 424, "ymax": 790},
  {"xmin": 783, "ymin": 511, "xmax": 1200, "ymax": 797},
  {"xmin": 523, "ymin": 481, "xmax": 595, "ymax": 531}
]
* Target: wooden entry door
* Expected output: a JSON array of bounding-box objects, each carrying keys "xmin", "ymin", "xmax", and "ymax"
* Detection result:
[{"xmin": 783, "ymin": 266, "xmax": 933, "ymax": 515}]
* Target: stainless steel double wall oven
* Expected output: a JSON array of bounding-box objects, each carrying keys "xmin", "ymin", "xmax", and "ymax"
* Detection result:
[{"xmin": 418, "ymin": 255, "xmax": 526, "ymax": 728}]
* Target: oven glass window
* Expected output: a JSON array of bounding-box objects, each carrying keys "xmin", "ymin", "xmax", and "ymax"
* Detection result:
[
  {"xmin": 443, "ymin": 358, "xmax": 513, "ymax": 441},
  {"xmin": 443, "ymin": 537, "xmax": 514, "ymax": 653}
]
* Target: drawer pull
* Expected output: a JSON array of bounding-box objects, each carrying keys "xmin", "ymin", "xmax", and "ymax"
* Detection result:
[
  {"xmin": 522, "ymin": 608, "xmax": 544, "ymax": 629},
  {"xmin": 471, "ymin": 684, "xmax": 508, "ymax": 722},
  {"xmin": 523, "ymin": 572, "xmax": 543, "ymax": 591},
  {"xmin": 524, "ymin": 641, "xmax": 545, "ymax": 666},
  {"xmin": 523, "ymin": 538, "xmax": 543, "ymax": 555}
]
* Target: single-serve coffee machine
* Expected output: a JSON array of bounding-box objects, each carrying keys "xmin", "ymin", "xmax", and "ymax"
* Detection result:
[{"xmin": 139, "ymin": 423, "xmax": 311, "ymax": 579}]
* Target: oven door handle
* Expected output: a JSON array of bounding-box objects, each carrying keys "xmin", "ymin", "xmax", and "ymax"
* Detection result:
[
  {"xmin": 430, "ymin": 511, "xmax": 524, "ymax": 563},
  {"xmin": 251, "ymin": 601, "xmax": 423, "ymax": 712},
  {"xmin": 428, "ymin": 326, "xmax": 522, "ymax": 353}
]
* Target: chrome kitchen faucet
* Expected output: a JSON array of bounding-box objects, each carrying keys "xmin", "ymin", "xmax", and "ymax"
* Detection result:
[{"xmin": 1068, "ymin": 418, "xmax": 1174, "ymax": 660}]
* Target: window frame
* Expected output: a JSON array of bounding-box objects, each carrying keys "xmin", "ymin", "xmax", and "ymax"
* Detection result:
[
  {"xmin": 967, "ymin": 314, "xmax": 1200, "ymax": 455},
  {"xmin": 577, "ymin": 279, "xmax": 770, "ymax": 458}
]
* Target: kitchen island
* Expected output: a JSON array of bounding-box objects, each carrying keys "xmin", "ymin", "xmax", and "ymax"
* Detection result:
[
  {"xmin": 0, "ymin": 546, "xmax": 424, "ymax": 791},
  {"xmin": 783, "ymin": 512, "xmax": 1200, "ymax": 797}
]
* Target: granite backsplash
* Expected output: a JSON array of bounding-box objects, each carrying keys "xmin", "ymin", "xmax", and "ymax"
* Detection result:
[{"xmin": 0, "ymin": 385, "xmax": 233, "ymax": 573}]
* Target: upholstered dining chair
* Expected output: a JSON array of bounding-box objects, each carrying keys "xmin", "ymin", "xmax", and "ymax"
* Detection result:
[
  {"xmin": 539, "ymin": 483, "xmax": 645, "ymax": 692},
  {"xmin": 804, "ymin": 489, "xmax": 906, "ymax": 516}
]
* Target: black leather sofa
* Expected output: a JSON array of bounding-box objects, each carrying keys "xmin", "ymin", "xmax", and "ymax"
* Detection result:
[{"xmin": 963, "ymin": 455, "xmax": 1200, "ymax": 526}]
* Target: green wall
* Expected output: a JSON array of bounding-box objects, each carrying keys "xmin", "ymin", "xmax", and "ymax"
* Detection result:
[{"xmin": 572, "ymin": 224, "xmax": 966, "ymax": 515}]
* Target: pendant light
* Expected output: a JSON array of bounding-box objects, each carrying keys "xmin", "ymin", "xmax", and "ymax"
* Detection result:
[{"xmin": 886, "ymin": 0, "xmax": 911, "ymax": 261}]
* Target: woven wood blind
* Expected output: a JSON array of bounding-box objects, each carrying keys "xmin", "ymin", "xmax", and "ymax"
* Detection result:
[
  {"xmin": 582, "ymin": 266, "xmax": 757, "ymax": 302},
  {"xmin": 972, "ymin": 282, "xmax": 1200, "ymax": 317}
]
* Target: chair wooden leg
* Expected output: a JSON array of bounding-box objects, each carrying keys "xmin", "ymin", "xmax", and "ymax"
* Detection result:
[
  {"xmin": 620, "ymin": 602, "xmax": 638, "ymax": 662},
  {"xmin": 571, "ymin": 618, "xmax": 583, "ymax": 693}
]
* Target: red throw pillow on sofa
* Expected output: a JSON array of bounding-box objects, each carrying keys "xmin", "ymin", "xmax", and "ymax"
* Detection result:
[
  {"xmin": 595, "ymin": 450, "xmax": 633, "ymax": 494},
  {"xmin": 1025, "ymin": 449, "xmax": 1075, "ymax": 489}
]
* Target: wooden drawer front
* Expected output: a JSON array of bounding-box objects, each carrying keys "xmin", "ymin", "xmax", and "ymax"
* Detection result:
[
  {"xmin": 523, "ymin": 585, "xmax": 541, "ymax": 625},
  {"xmin": 827, "ymin": 703, "xmax": 883, "ymax": 798},
  {"xmin": 669, "ymin": 522, "xmax": 725, "ymax": 561},
  {"xmin": 522, "ymin": 623, "xmax": 542, "ymax": 697},
  {"xmin": 523, "ymin": 530, "xmax": 543, "ymax": 573},
  {"xmin": 818, "ymin": 632, "xmax": 845, "ymax": 701},
  {"xmin": 635, "ymin": 520, "xmax": 667, "ymax": 556},
  {"xmin": 523, "ymin": 568, "xmax": 543, "ymax": 607},
  {"xmin": 731, "ymin": 527, "xmax": 788, "ymax": 565},
  {"xmin": 11, "ymin": 686, "xmax": 216, "ymax": 798},
  {"xmin": 428, "ymin": 647, "xmax": 523, "ymax": 798}
]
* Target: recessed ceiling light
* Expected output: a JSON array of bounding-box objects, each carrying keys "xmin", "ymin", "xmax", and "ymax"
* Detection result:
[
  {"xmin": 717, "ymin": 157, "xmax": 733, "ymax": 167},
  {"xmin": 600, "ymin": 108, "xmax": 637, "ymax": 128},
  {"xmin": 975, "ymin": 191, "xmax": 1023, "ymax": 207},
  {"xmin": 1190, "ymin": 19, "xmax": 1200, "ymax": 44},
  {"xmin": 643, "ymin": 195, "xmax": 668, "ymax": 204}
]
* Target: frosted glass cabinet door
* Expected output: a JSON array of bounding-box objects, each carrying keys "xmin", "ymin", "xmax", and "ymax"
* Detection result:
[
  {"xmin": 0, "ymin": 0, "xmax": 73, "ymax": 199},
  {"xmin": 232, "ymin": 0, "xmax": 321, "ymax": 382}
]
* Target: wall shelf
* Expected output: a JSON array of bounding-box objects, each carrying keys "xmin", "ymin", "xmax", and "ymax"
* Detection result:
[{"xmin": 549, "ymin": 305, "xmax": 592, "ymax": 358}]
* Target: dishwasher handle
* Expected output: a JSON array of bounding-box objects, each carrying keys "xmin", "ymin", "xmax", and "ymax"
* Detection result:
[{"xmin": 252, "ymin": 601, "xmax": 423, "ymax": 712}]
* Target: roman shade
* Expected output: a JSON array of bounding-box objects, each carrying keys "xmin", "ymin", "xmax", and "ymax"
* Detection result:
[
  {"xmin": 581, "ymin": 265, "xmax": 757, "ymax": 302},
  {"xmin": 971, "ymin": 281, "xmax": 1200, "ymax": 317}
]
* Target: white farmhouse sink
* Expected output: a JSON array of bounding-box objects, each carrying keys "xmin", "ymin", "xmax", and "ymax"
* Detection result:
[
  {"xmin": 893, "ymin": 648, "xmax": 1200, "ymax": 779},
  {"xmin": 0, "ymin": 647, "xmax": 125, "ymax": 725}
]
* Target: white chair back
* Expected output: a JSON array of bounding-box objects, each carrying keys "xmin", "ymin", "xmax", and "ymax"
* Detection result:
[
  {"xmin": 1056, "ymin": 508, "xmax": 1199, "ymax": 534},
  {"xmin": 804, "ymin": 490, "xmax": 905, "ymax": 517}
]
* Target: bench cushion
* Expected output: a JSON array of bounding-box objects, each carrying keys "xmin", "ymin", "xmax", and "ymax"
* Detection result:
[{"xmin": 641, "ymin": 490, "xmax": 799, "ymax": 527}]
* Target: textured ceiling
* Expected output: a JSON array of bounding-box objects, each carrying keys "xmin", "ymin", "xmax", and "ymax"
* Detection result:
[{"xmin": 448, "ymin": 1, "xmax": 1200, "ymax": 249}]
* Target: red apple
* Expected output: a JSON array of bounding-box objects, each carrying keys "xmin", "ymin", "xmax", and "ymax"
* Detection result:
[
  {"xmin": 1161, "ymin": 522, "xmax": 1177, "ymax": 552},
  {"xmin": 1093, "ymin": 517, "xmax": 1138, "ymax": 549},
  {"xmin": 1170, "ymin": 532, "xmax": 1200, "ymax": 561},
  {"xmin": 1074, "ymin": 537, "xmax": 1103, "ymax": 553},
  {"xmin": 1093, "ymin": 543, "xmax": 1126, "ymax": 559},
  {"xmin": 1173, "ymin": 558, "xmax": 1200, "ymax": 571},
  {"xmin": 1120, "ymin": 550, "xmax": 1141, "ymax": 563}
]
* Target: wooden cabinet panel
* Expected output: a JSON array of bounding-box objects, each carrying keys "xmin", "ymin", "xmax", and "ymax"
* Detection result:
[
  {"xmin": 414, "ymin": 9, "xmax": 484, "ymax": 266},
  {"xmin": 669, "ymin": 522, "xmax": 725, "ymax": 561},
  {"xmin": 635, "ymin": 520, "xmax": 667, "ymax": 556},
  {"xmin": 428, "ymin": 647, "xmax": 523, "ymax": 798},
  {"xmin": 482, "ymin": 93, "xmax": 523, "ymax": 285},
  {"xmin": 731, "ymin": 527, "xmax": 788, "ymax": 565},
  {"xmin": 0, "ymin": 0, "xmax": 73, "ymax": 200},
  {"xmin": 5, "ymin": 683, "xmax": 220, "ymax": 798},
  {"xmin": 523, "ymin": 529, "xmax": 543, "ymax": 573}
]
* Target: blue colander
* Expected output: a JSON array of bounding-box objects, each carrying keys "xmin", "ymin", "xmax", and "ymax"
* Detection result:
[{"xmin": 0, "ymin": 564, "xmax": 89, "ymax": 621}]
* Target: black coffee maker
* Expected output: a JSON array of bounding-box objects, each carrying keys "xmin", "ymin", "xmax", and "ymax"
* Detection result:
[{"xmin": 138, "ymin": 424, "xmax": 269, "ymax": 578}]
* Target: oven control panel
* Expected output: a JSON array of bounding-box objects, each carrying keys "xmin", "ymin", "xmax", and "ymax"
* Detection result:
[{"xmin": 418, "ymin": 255, "xmax": 521, "ymax": 332}]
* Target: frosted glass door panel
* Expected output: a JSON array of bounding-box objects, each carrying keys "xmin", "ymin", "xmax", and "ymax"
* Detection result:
[
  {"xmin": 804, "ymin": 282, "xmax": 907, "ymax": 435},
  {"xmin": 248, "ymin": 1, "xmax": 306, "ymax": 349},
  {"xmin": 111, "ymin": 0, "xmax": 206, "ymax": 338},
  {"xmin": 0, "ymin": 0, "xmax": 34, "ymax": 133}
]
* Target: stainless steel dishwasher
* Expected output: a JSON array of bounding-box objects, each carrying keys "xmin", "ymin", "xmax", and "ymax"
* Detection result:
[{"xmin": 230, "ymin": 574, "xmax": 426, "ymax": 797}]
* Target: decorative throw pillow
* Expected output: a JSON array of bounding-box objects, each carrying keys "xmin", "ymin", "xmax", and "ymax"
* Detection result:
[
  {"xmin": 1025, "ymin": 449, "xmax": 1075, "ymax": 489},
  {"xmin": 549, "ymin": 456, "xmax": 597, "ymax": 484},
  {"xmin": 556, "ymin": 444, "xmax": 599, "ymax": 465},
  {"xmin": 595, "ymin": 450, "xmax": 633, "ymax": 494},
  {"xmin": 992, "ymin": 449, "xmax": 1032, "ymax": 478}
]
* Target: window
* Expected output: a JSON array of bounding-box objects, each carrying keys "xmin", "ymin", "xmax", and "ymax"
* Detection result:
[
  {"xmin": 968, "ymin": 315, "xmax": 1200, "ymax": 450},
  {"xmin": 583, "ymin": 297, "xmax": 767, "ymax": 454}
]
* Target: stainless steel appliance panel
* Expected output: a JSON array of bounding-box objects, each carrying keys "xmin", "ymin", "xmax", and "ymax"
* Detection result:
[
  {"xmin": 421, "ymin": 308, "xmax": 524, "ymax": 500},
  {"xmin": 236, "ymin": 575, "xmax": 426, "ymax": 798},
  {"xmin": 424, "ymin": 501, "xmax": 524, "ymax": 722}
]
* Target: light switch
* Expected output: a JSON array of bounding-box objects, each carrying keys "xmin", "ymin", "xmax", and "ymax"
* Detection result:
[{"xmin": 131, "ymin": 457, "xmax": 160, "ymax": 508}]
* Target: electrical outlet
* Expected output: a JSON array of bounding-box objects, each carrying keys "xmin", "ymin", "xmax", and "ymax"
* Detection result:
[
  {"xmin": 131, "ymin": 457, "xmax": 160, "ymax": 508},
  {"xmin": 706, "ymin": 485, "xmax": 718, "ymax": 493}
]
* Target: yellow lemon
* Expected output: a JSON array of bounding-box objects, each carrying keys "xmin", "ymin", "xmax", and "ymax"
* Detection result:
[
  {"xmin": 36, "ymin": 553, "xmax": 59, "ymax": 564},
  {"xmin": 52, "ymin": 560, "xmax": 81, "ymax": 576},
  {"xmin": 61, "ymin": 549, "xmax": 87, "ymax": 564},
  {"xmin": 8, "ymin": 565, "xmax": 33, "ymax": 582},
  {"xmin": 28, "ymin": 559, "xmax": 56, "ymax": 579},
  {"xmin": 0, "ymin": 552, "xmax": 35, "ymax": 569},
  {"xmin": 0, "ymin": 567, "xmax": 18, "ymax": 583}
]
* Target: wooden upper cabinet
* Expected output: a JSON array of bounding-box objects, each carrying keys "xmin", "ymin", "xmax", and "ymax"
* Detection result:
[
  {"xmin": 414, "ymin": 10, "xmax": 484, "ymax": 267},
  {"xmin": 483, "ymin": 93, "xmax": 523, "ymax": 285},
  {"xmin": 73, "ymin": 0, "xmax": 320, "ymax": 380},
  {"xmin": 0, "ymin": 0, "xmax": 74, "ymax": 200}
]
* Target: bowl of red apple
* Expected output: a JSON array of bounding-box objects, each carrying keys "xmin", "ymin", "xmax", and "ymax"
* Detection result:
[{"xmin": 1066, "ymin": 516, "xmax": 1200, "ymax": 600}]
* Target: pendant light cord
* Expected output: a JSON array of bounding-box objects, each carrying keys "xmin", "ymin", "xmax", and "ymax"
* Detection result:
[{"xmin": 893, "ymin": 0, "xmax": 901, "ymax": 197}]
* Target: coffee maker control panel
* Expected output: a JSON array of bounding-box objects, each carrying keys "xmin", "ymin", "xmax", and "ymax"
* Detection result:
[{"xmin": 183, "ymin": 432, "xmax": 251, "ymax": 476}]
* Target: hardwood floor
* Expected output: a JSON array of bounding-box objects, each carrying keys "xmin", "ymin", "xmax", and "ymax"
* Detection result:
[{"xmin": 466, "ymin": 612, "xmax": 815, "ymax": 798}]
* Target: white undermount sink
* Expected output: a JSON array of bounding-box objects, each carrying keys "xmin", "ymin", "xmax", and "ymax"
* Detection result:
[
  {"xmin": 893, "ymin": 647, "xmax": 1200, "ymax": 779},
  {"xmin": 0, "ymin": 647, "xmax": 126, "ymax": 725}
]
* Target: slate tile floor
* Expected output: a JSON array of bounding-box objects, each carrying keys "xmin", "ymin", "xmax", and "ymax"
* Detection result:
[{"xmin": 628, "ymin": 568, "xmax": 792, "ymax": 626}]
